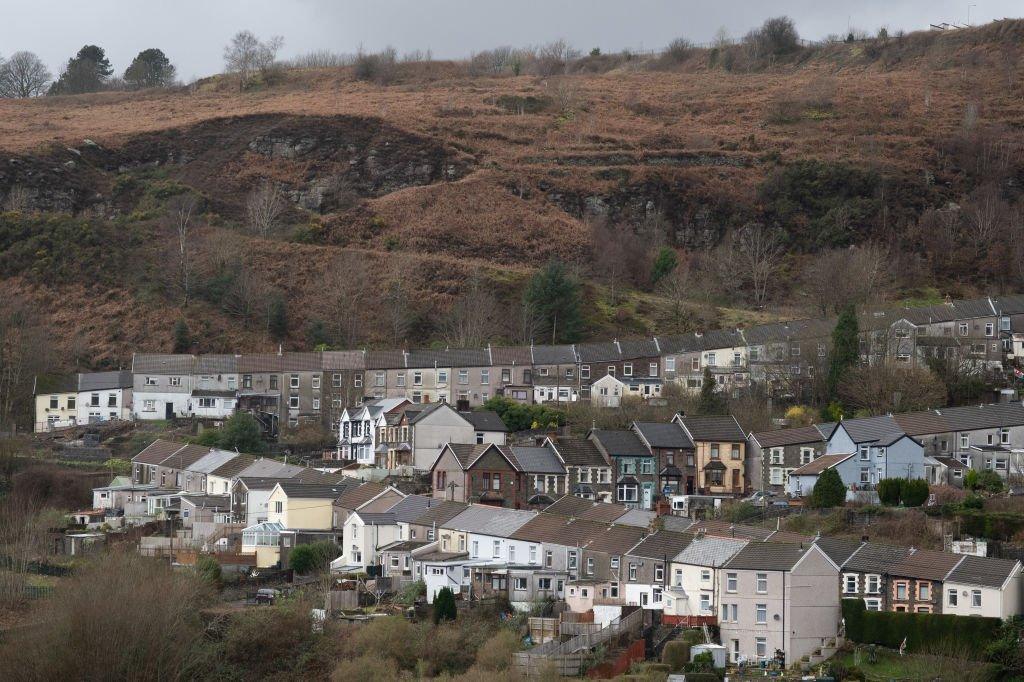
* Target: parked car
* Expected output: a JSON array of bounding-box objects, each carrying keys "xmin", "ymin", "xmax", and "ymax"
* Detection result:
[
  {"xmin": 743, "ymin": 491, "xmax": 777, "ymax": 507},
  {"xmin": 255, "ymin": 588, "xmax": 279, "ymax": 605}
]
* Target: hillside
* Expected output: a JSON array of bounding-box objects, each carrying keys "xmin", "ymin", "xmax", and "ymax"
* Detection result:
[{"xmin": 1, "ymin": 20, "xmax": 1024, "ymax": 369}]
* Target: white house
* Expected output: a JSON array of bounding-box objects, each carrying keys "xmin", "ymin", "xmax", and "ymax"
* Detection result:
[
  {"xmin": 340, "ymin": 510, "xmax": 402, "ymax": 570},
  {"xmin": 942, "ymin": 555, "xmax": 1023, "ymax": 619},
  {"xmin": 76, "ymin": 371, "xmax": 134, "ymax": 424},
  {"xmin": 132, "ymin": 353, "xmax": 196, "ymax": 420},
  {"xmin": 664, "ymin": 535, "xmax": 749, "ymax": 625},
  {"xmin": 408, "ymin": 403, "xmax": 508, "ymax": 471},
  {"xmin": 337, "ymin": 398, "xmax": 410, "ymax": 464},
  {"xmin": 591, "ymin": 374, "xmax": 627, "ymax": 408}
]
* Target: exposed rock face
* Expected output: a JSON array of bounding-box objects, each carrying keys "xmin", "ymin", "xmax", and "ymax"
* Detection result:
[{"xmin": 0, "ymin": 113, "xmax": 474, "ymax": 217}]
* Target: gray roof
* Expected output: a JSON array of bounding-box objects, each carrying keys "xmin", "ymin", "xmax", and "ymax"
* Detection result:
[
  {"xmin": 674, "ymin": 536, "xmax": 748, "ymax": 566},
  {"xmin": 751, "ymin": 426, "xmax": 826, "ymax": 449},
  {"xmin": 531, "ymin": 344, "xmax": 577, "ymax": 365},
  {"xmin": 576, "ymin": 342, "xmax": 622, "ymax": 363},
  {"xmin": 548, "ymin": 437, "xmax": 608, "ymax": 467},
  {"xmin": 633, "ymin": 422, "xmax": 693, "ymax": 449},
  {"xmin": 834, "ymin": 415, "xmax": 902, "ymax": 444},
  {"xmin": 724, "ymin": 542, "xmax": 809, "ymax": 571},
  {"xmin": 628, "ymin": 531, "xmax": 693, "ymax": 560},
  {"xmin": 383, "ymin": 494, "xmax": 435, "ymax": 523},
  {"xmin": 442, "ymin": 505, "xmax": 537, "ymax": 536},
  {"xmin": 78, "ymin": 370, "xmax": 133, "ymax": 391},
  {"xmin": 842, "ymin": 542, "xmax": 912, "ymax": 574},
  {"xmin": 946, "ymin": 555, "xmax": 1021, "ymax": 589},
  {"xmin": 813, "ymin": 537, "xmax": 864, "ymax": 567},
  {"xmin": 236, "ymin": 459, "xmax": 307, "ymax": 479},
  {"xmin": 511, "ymin": 446, "xmax": 566, "ymax": 474},
  {"xmin": 354, "ymin": 511, "xmax": 397, "ymax": 525},
  {"xmin": 133, "ymin": 353, "xmax": 195, "ymax": 375},
  {"xmin": 186, "ymin": 449, "xmax": 242, "ymax": 475},
  {"xmin": 461, "ymin": 410, "xmax": 508, "ymax": 432},
  {"xmin": 590, "ymin": 430, "xmax": 650, "ymax": 457},
  {"xmin": 617, "ymin": 339, "xmax": 660, "ymax": 359},
  {"xmin": 679, "ymin": 415, "xmax": 746, "ymax": 442},
  {"xmin": 195, "ymin": 354, "xmax": 238, "ymax": 374},
  {"xmin": 180, "ymin": 494, "xmax": 231, "ymax": 510},
  {"xmin": 661, "ymin": 516, "xmax": 695, "ymax": 533},
  {"xmin": 615, "ymin": 508, "xmax": 657, "ymax": 528},
  {"xmin": 322, "ymin": 350, "xmax": 365, "ymax": 370},
  {"xmin": 277, "ymin": 482, "xmax": 350, "ymax": 499}
]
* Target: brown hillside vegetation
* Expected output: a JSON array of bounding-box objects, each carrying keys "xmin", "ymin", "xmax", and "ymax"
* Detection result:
[{"xmin": 1, "ymin": 19, "xmax": 1024, "ymax": 371}]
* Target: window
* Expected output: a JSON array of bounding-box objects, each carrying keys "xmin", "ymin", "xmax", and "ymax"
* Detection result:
[
  {"xmin": 609, "ymin": 581, "xmax": 619, "ymax": 598},
  {"xmin": 413, "ymin": 372, "xmax": 422, "ymax": 386},
  {"xmin": 701, "ymin": 569, "xmax": 711, "ymax": 582},
  {"xmin": 587, "ymin": 557, "xmax": 594, "ymax": 574},
  {"xmin": 545, "ymin": 550, "xmax": 553, "ymax": 568},
  {"xmin": 959, "ymin": 322, "xmax": 969, "ymax": 336},
  {"xmin": 947, "ymin": 588, "xmax": 958, "ymax": 607},
  {"xmin": 711, "ymin": 444, "xmax": 720, "ymax": 460},
  {"xmin": 312, "ymin": 398, "xmax": 320, "ymax": 411},
  {"xmin": 918, "ymin": 582, "xmax": 931, "ymax": 601},
  {"xmin": 508, "ymin": 545, "xmax": 516, "ymax": 562},
  {"xmin": 895, "ymin": 581, "xmax": 908, "ymax": 601},
  {"xmin": 972, "ymin": 589, "xmax": 982, "ymax": 607},
  {"xmin": 860, "ymin": 445, "xmax": 870, "ymax": 461},
  {"xmin": 985, "ymin": 322, "xmax": 995, "ymax": 337},
  {"xmin": 623, "ymin": 363, "xmax": 633, "ymax": 376},
  {"xmin": 529, "ymin": 545, "xmax": 537, "ymax": 564},
  {"xmin": 492, "ymin": 539, "xmax": 500, "ymax": 556},
  {"xmin": 654, "ymin": 564, "xmax": 664, "ymax": 582},
  {"xmin": 866, "ymin": 574, "xmax": 880, "ymax": 594},
  {"xmin": 726, "ymin": 573, "xmax": 737, "ymax": 593},
  {"xmin": 731, "ymin": 444, "xmax": 741, "ymax": 460},
  {"xmin": 396, "ymin": 373, "xmax": 406, "ymax": 387},
  {"xmin": 274, "ymin": 501, "xmax": 283, "ymax": 513},
  {"xmin": 864, "ymin": 598, "xmax": 881, "ymax": 611},
  {"xmin": 480, "ymin": 369, "xmax": 489, "ymax": 385},
  {"xmin": 49, "ymin": 396, "xmax": 58, "ymax": 409},
  {"xmin": 960, "ymin": 434, "xmax": 969, "ymax": 449},
  {"xmin": 197, "ymin": 397, "xmax": 215, "ymax": 409},
  {"xmin": 667, "ymin": 357, "xmax": 676, "ymax": 372},
  {"xmin": 456, "ymin": 369, "xmax": 468, "ymax": 385},
  {"xmin": 476, "ymin": 432, "xmax": 484, "ymax": 444},
  {"xmin": 607, "ymin": 365, "xmax": 616, "ymax": 377},
  {"xmin": 769, "ymin": 448, "xmax": 783, "ymax": 465},
  {"xmin": 538, "ymin": 578, "xmax": 552, "ymax": 590},
  {"xmin": 353, "ymin": 374, "xmax": 362, "ymax": 388},
  {"xmin": 755, "ymin": 637, "xmax": 767, "ymax": 659},
  {"xmin": 568, "ymin": 551, "xmax": 578, "ymax": 570},
  {"xmin": 628, "ymin": 563, "xmax": 637, "ymax": 581},
  {"xmin": 288, "ymin": 396, "xmax": 300, "ymax": 409},
  {"xmin": 67, "ymin": 396, "xmax": 76, "ymax": 409},
  {"xmin": 308, "ymin": 375, "xmax": 320, "ymax": 390},
  {"xmin": 1001, "ymin": 428, "xmax": 1010, "ymax": 445},
  {"xmin": 513, "ymin": 577, "xmax": 527, "ymax": 590},
  {"xmin": 269, "ymin": 375, "xmax": 278, "ymax": 390},
  {"xmin": 801, "ymin": 447, "xmax": 815, "ymax": 465},
  {"xmin": 617, "ymin": 483, "xmax": 638, "ymax": 502},
  {"xmin": 580, "ymin": 365, "xmax": 590, "ymax": 379},
  {"xmin": 610, "ymin": 556, "xmax": 620, "ymax": 570},
  {"xmin": 145, "ymin": 376, "xmax": 158, "ymax": 386},
  {"xmin": 89, "ymin": 392, "xmax": 100, "ymax": 407},
  {"xmin": 756, "ymin": 604, "xmax": 767, "ymax": 624},
  {"xmin": 756, "ymin": 573, "xmax": 768, "ymax": 593},
  {"xmin": 843, "ymin": 573, "xmax": 857, "ymax": 594}
]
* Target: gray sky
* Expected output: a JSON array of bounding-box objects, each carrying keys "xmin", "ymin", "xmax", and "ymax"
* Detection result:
[{"xmin": 1, "ymin": 1, "xmax": 1018, "ymax": 82}]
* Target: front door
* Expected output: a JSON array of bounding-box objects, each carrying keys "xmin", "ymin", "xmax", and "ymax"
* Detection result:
[
  {"xmin": 731, "ymin": 468, "xmax": 740, "ymax": 491},
  {"xmin": 165, "ymin": 402, "xmax": 174, "ymax": 420},
  {"xmin": 642, "ymin": 483, "xmax": 653, "ymax": 509}
]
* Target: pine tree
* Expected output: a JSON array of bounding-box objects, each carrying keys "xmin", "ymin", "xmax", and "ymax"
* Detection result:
[
  {"xmin": 49, "ymin": 45, "xmax": 113, "ymax": 94},
  {"xmin": 809, "ymin": 467, "xmax": 846, "ymax": 508},
  {"xmin": 172, "ymin": 319, "xmax": 190, "ymax": 354},
  {"xmin": 124, "ymin": 48, "xmax": 176, "ymax": 89},
  {"xmin": 827, "ymin": 304, "xmax": 859, "ymax": 406},
  {"xmin": 523, "ymin": 260, "xmax": 584, "ymax": 343},
  {"xmin": 433, "ymin": 586, "xmax": 457, "ymax": 623},
  {"xmin": 650, "ymin": 246, "xmax": 678, "ymax": 285},
  {"xmin": 698, "ymin": 366, "xmax": 726, "ymax": 414}
]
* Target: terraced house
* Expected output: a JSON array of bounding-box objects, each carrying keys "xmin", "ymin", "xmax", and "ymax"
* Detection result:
[{"xmin": 676, "ymin": 415, "xmax": 748, "ymax": 495}]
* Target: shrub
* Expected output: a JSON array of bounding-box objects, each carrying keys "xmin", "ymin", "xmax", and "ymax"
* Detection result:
[
  {"xmin": 482, "ymin": 396, "xmax": 564, "ymax": 433},
  {"xmin": 331, "ymin": 655, "xmax": 399, "ymax": 682},
  {"xmin": 473, "ymin": 629, "xmax": 521, "ymax": 671},
  {"xmin": 877, "ymin": 478, "xmax": 902, "ymax": 506},
  {"xmin": 900, "ymin": 479, "xmax": 930, "ymax": 507},
  {"xmin": 195, "ymin": 554, "xmax": 222, "ymax": 587},
  {"xmin": 664, "ymin": 38, "xmax": 694, "ymax": 63},
  {"xmin": 346, "ymin": 616, "xmax": 422, "ymax": 669},
  {"xmin": 289, "ymin": 541, "xmax": 340, "ymax": 574},
  {"xmin": 434, "ymin": 587, "xmax": 457, "ymax": 624},
  {"xmin": 810, "ymin": 467, "xmax": 846, "ymax": 508},
  {"xmin": 195, "ymin": 412, "xmax": 265, "ymax": 452},
  {"xmin": 661, "ymin": 640, "xmax": 691, "ymax": 671}
]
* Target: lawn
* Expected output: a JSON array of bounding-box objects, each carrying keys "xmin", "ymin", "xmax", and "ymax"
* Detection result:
[{"xmin": 833, "ymin": 646, "xmax": 997, "ymax": 681}]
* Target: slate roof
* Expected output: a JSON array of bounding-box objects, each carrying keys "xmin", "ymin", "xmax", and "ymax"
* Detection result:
[
  {"xmin": 548, "ymin": 437, "xmax": 608, "ymax": 467},
  {"xmin": 724, "ymin": 542, "xmax": 809, "ymax": 571},
  {"xmin": 180, "ymin": 494, "xmax": 231, "ymax": 509},
  {"xmin": 543, "ymin": 495, "xmax": 602, "ymax": 518},
  {"xmin": 364, "ymin": 350, "xmax": 407, "ymax": 369},
  {"xmin": 617, "ymin": 339, "xmax": 660, "ymax": 359},
  {"xmin": 584, "ymin": 523, "xmax": 647, "ymax": 555},
  {"xmin": 888, "ymin": 549, "xmax": 965, "ymax": 582},
  {"xmin": 235, "ymin": 476, "xmax": 294, "ymax": 491},
  {"xmin": 689, "ymin": 519, "xmax": 774, "ymax": 541},
  {"xmin": 409, "ymin": 500, "xmax": 469, "ymax": 527},
  {"xmin": 661, "ymin": 516, "xmax": 695, "ymax": 533},
  {"xmin": 132, "ymin": 353, "xmax": 195, "ymax": 375},
  {"xmin": 442, "ymin": 505, "xmax": 537, "ymax": 536},
  {"xmin": 208, "ymin": 455, "xmax": 258, "ymax": 479},
  {"xmin": 874, "ymin": 432, "xmax": 914, "ymax": 447},
  {"xmin": 379, "ymin": 539, "xmax": 430, "ymax": 553},
  {"xmin": 590, "ymin": 430, "xmax": 650, "ymax": 458},
  {"xmin": 236, "ymin": 352, "xmax": 321, "ymax": 372},
  {"xmin": 532, "ymin": 344, "xmax": 577, "ymax": 365},
  {"xmin": 946, "ymin": 555, "xmax": 1021, "ymax": 588},
  {"xmin": 322, "ymin": 350, "xmax": 365, "ymax": 370},
  {"xmin": 78, "ymin": 370, "xmax": 133, "ymax": 391},
  {"xmin": 789, "ymin": 453, "xmax": 855, "ymax": 476},
  {"xmin": 934, "ymin": 456, "xmax": 969, "ymax": 470},
  {"xmin": 751, "ymin": 426, "xmax": 826, "ymax": 449},
  {"xmin": 511, "ymin": 446, "xmax": 566, "ymax": 474},
  {"xmin": 447, "ymin": 347, "xmax": 492, "ymax": 367},
  {"xmin": 679, "ymin": 415, "xmax": 746, "ymax": 442},
  {"xmin": 813, "ymin": 537, "xmax": 865, "ymax": 567},
  {"xmin": 186, "ymin": 449, "xmax": 242, "ymax": 474},
  {"xmin": 439, "ymin": 443, "xmax": 494, "ymax": 470},
  {"xmin": 195, "ymin": 354, "xmax": 238, "ymax": 374},
  {"xmin": 277, "ymin": 482, "xmax": 350, "ymax": 499},
  {"xmin": 510, "ymin": 514, "xmax": 607, "ymax": 546},
  {"xmin": 384, "ymin": 494, "xmax": 435, "ymax": 523},
  {"xmin": 490, "ymin": 345, "xmax": 533, "ymax": 366},
  {"xmin": 615, "ymin": 508, "xmax": 658, "ymax": 528},
  {"xmin": 133, "ymin": 439, "xmax": 188, "ymax": 465},
  {"xmin": 575, "ymin": 342, "xmax": 622, "ymax": 363},
  {"xmin": 627, "ymin": 531, "xmax": 693, "ymax": 560},
  {"xmin": 843, "ymin": 542, "xmax": 912, "ymax": 574},
  {"xmin": 633, "ymin": 422, "xmax": 693, "ymax": 449},
  {"xmin": 334, "ymin": 482, "xmax": 388, "ymax": 510},
  {"xmin": 354, "ymin": 511, "xmax": 397, "ymax": 525},
  {"xmin": 674, "ymin": 536, "xmax": 748, "ymax": 566},
  {"xmin": 159, "ymin": 444, "xmax": 214, "ymax": 470},
  {"xmin": 834, "ymin": 415, "xmax": 902, "ymax": 444},
  {"xmin": 234, "ymin": 459, "xmax": 306, "ymax": 479},
  {"xmin": 460, "ymin": 410, "xmax": 508, "ymax": 432}
]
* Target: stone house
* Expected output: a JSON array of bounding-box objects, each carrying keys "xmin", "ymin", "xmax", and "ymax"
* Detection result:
[{"xmin": 676, "ymin": 415, "xmax": 748, "ymax": 496}]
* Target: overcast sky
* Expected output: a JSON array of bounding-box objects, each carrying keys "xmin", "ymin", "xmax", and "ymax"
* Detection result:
[{"xmin": 1, "ymin": 1, "xmax": 1018, "ymax": 82}]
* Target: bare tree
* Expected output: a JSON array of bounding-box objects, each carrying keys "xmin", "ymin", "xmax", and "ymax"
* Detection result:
[
  {"xmin": 505, "ymin": 298, "xmax": 543, "ymax": 345},
  {"xmin": 533, "ymin": 39, "xmax": 579, "ymax": 76},
  {"xmin": 442, "ymin": 277, "xmax": 498, "ymax": 348},
  {"xmin": 655, "ymin": 266, "xmax": 720, "ymax": 335},
  {"xmin": 707, "ymin": 224, "xmax": 784, "ymax": 307},
  {"xmin": 0, "ymin": 52, "xmax": 51, "ymax": 98},
  {"xmin": 246, "ymin": 181, "xmax": 285, "ymax": 237},
  {"xmin": 221, "ymin": 266, "xmax": 269, "ymax": 324},
  {"xmin": 838, "ymin": 363, "xmax": 947, "ymax": 416},
  {"xmin": 2, "ymin": 185, "xmax": 31, "ymax": 212},
  {"xmin": 803, "ymin": 244, "xmax": 890, "ymax": 316},
  {"xmin": 321, "ymin": 253, "xmax": 377, "ymax": 348},
  {"xmin": 223, "ymin": 30, "xmax": 283, "ymax": 90},
  {"xmin": 0, "ymin": 302, "xmax": 53, "ymax": 431},
  {"xmin": 165, "ymin": 195, "xmax": 198, "ymax": 305},
  {"xmin": 381, "ymin": 279, "xmax": 414, "ymax": 347},
  {"xmin": 964, "ymin": 182, "xmax": 1008, "ymax": 248}
]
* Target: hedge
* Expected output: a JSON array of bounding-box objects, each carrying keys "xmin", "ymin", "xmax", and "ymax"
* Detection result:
[{"xmin": 842, "ymin": 599, "xmax": 1000, "ymax": 659}]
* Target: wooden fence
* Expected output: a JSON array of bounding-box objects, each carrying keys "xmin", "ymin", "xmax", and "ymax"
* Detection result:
[{"xmin": 513, "ymin": 607, "xmax": 643, "ymax": 677}]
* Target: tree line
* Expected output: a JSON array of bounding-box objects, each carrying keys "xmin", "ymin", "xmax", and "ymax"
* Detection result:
[{"xmin": 0, "ymin": 44, "xmax": 177, "ymax": 98}]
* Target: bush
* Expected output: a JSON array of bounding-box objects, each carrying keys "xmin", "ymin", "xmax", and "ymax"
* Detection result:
[
  {"xmin": 434, "ymin": 586, "xmax": 457, "ymax": 624},
  {"xmin": 900, "ymin": 479, "xmax": 930, "ymax": 507},
  {"xmin": 473, "ymin": 629, "xmax": 521, "ymax": 671},
  {"xmin": 841, "ymin": 598, "xmax": 1000, "ymax": 659},
  {"xmin": 289, "ymin": 541, "xmax": 339, "ymax": 574},
  {"xmin": 331, "ymin": 655, "xmax": 399, "ymax": 681},
  {"xmin": 195, "ymin": 412, "xmax": 265, "ymax": 452},
  {"xmin": 482, "ymin": 396, "xmax": 564, "ymax": 433},
  {"xmin": 877, "ymin": 478, "xmax": 902, "ymax": 506},
  {"xmin": 195, "ymin": 555, "xmax": 222, "ymax": 587},
  {"xmin": 397, "ymin": 579, "xmax": 426, "ymax": 606},
  {"xmin": 662, "ymin": 640, "xmax": 691, "ymax": 671},
  {"xmin": 810, "ymin": 467, "xmax": 846, "ymax": 508}
]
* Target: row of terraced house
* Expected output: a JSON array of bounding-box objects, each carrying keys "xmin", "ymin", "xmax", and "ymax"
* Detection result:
[{"xmin": 34, "ymin": 293, "xmax": 1024, "ymax": 434}]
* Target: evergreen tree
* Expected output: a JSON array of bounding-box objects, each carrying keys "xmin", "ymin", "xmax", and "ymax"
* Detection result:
[
  {"xmin": 433, "ymin": 586, "xmax": 457, "ymax": 623},
  {"xmin": 697, "ymin": 367, "xmax": 726, "ymax": 414},
  {"xmin": 827, "ymin": 304, "xmax": 859, "ymax": 406},
  {"xmin": 306, "ymin": 319, "xmax": 330, "ymax": 349},
  {"xmin": 650, "ymin": 246, "xmax": 678, "ymax": 285},
  {"xmin": 268, "ymin": 296, "xmax": 288, "ymax": 341},
  {"xmin": 124, "ymin": 48, "xmax": 176, "ymax": 89},
  {"xmin": 50, "ymin": 45, "xmax": 112, "ymax": 94},
  {"xmin": 172, "ymin": 319, "xmax": 190, "ymax": 353},
  {"xmin": 809, "ymin": 467, "xmax": 846, "ymax": 508},
  {"xmin": 523, "ymin": 260, "xmax": 584, "ymax": 343}
]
